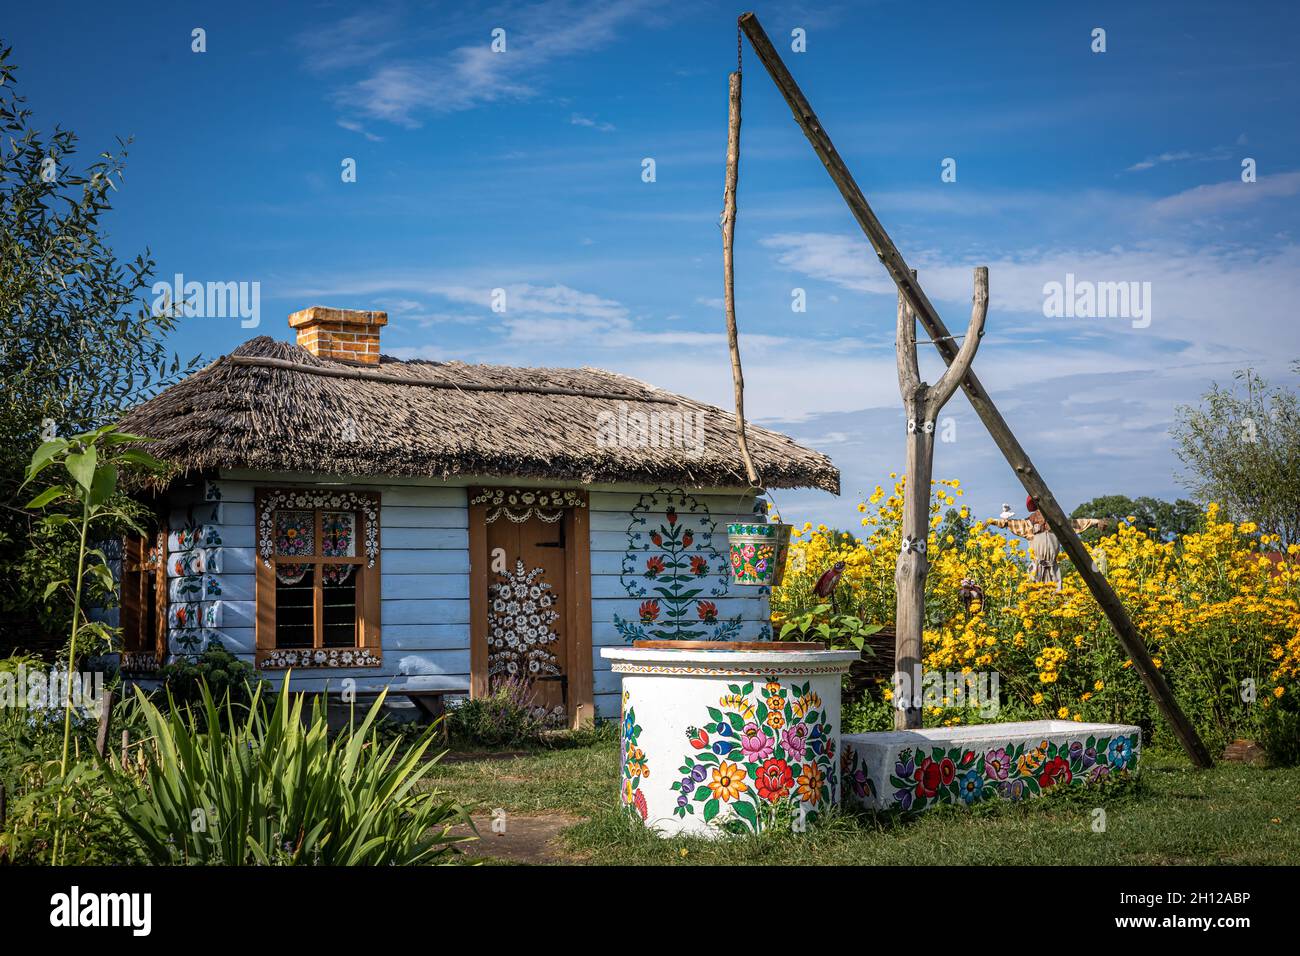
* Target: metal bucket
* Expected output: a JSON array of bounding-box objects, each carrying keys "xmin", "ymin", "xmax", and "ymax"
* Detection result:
[{"xmin": 726, "ymin": 522, "xmax": 792, "ymax": 586}]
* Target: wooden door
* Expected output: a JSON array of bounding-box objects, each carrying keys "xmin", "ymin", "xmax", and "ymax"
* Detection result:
[
  {"xmin": 469, "ymin": 489, "xmax": 593, "ymax": 726},
  {"xmin": 486, "ymin": 514, "xmax": 569, "ymax": 711}
]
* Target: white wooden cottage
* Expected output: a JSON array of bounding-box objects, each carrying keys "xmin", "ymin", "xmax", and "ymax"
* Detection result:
[{"xmin": 114, "ymin": 307, "xmax": 838, "ymax": 724}]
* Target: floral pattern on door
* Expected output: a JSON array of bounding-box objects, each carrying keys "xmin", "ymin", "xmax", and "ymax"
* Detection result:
[{"xmin": 489, "ymin": 559, "xmax": 562, "ymax": 680}]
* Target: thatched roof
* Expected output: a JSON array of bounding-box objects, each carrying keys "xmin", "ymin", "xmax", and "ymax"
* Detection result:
[{"xmin": 119, "ymin": 337, "xmax": 839, "ymax": 494}]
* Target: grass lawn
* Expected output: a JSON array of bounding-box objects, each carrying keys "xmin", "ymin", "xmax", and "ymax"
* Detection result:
[{"xmin": 425, "ymin": 732, "xmax": 1300, "ymax": 865}]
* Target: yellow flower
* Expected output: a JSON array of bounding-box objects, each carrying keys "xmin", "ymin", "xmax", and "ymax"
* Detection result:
[
  {"xmin": 1032, "ymin": 692, "xmax": 1044, "ymax": 705},
  {"xmin": 1274, "ymin": 686, "xmax": 1285, "ymax": 698},
  {"xmin": 709, "ymin": 761, "xmax": 749, "ymax": 802},
  {"xmin": 1057, "ymin": 706, "xmax": 1070, "ymax": 719},
  {"xmin": 1094, "ymin": 680, "xmax": 1105, "ymax": 691},
  {"xmin": 626, "ymin": 747, "xmax": 647, "ymax": 778},
  {"xmin": 1018, "ymin": 746, "xmax": 1046, "ymax": 775},
  {"xmin": 765, "ymin": 710, "xmax": 786, "ymax": 731}
]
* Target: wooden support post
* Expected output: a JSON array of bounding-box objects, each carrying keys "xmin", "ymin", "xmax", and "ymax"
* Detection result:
[
  {"xmin": 95, "ymin": 688, "xmax": 117, "ymax": 759},
  {"xmin": 737, "ymin": 10, "xmax": 1213, "ymax": 766},
  {"xmin": 894, "ymin": 269, "xmax": 988, "ymax": 728}
]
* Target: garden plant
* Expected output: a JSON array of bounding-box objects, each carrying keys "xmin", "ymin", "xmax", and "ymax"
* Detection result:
[{"xmin": 772, "ymin": 475, "xmax": 1300, "ymax": 763}]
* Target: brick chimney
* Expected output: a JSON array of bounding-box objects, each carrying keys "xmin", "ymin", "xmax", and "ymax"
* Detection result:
[{"xmin": 288, "ymin": 306, "xmax": 388, "ymax": 365}]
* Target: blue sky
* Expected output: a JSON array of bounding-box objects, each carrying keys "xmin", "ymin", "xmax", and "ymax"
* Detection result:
[{"xmin": 7, "ymin": 0, "xmax": 1299, "ymax": 528}]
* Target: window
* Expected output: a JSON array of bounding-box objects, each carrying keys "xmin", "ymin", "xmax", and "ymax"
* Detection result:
[
  {"xmin": 255, "ymin": 489, "xmax": 381, "ymax": 668},
  {"xmin": 120, "ymin": 531, "xmax": 167, "ymax": 672}
]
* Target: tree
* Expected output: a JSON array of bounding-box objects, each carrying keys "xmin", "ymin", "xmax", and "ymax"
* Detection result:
[
  {"xmin": 1071, "ymin": 495, "xmax": 1202, "ymax": 543},
  {"xmin": 0, "ymin": 42, "xmax": 198, "ymax": 653},
  {"xmin": 1171, "ymin": 365, "xmax": 1300, "ymax": 547},
  {"xmin": 935, "ymin": 506, "xmax": 973, "ymax": 552}
]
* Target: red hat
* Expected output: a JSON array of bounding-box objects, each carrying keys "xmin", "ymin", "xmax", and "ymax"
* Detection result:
[{"xmin": 1026, "ymin": 495, "xmax": 1039, "ymax": 513}]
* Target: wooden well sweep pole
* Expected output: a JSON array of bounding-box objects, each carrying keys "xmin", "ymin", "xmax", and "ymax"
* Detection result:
[
  {"xmin": 721, "ymin": 68, "xmax": 762, "ymax": 488},
  {"xmin": 737, "ymin": 10, "xmax": 1212, "ymax": 766}
]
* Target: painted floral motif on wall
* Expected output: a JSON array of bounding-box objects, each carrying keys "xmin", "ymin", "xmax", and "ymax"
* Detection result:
[
  {"xmin": 168, "ymin": 523, "xmax": 222, "ymax": 553},
  {"xmin": 614, "ymin": 488, "xmax": 749, "ymax": 643},
  {"xmin": 841, "ymin": 745, "xmax": 875, "ymax": 804},
  {"xmin": 670, "ymin": 679, "xmax": 836, "ymax": 833},
  {"xmin": 883, "ymin": 731, "xmax": 1140, "ymax": 814},
  {"xmin": 621, "ymin": 691, "xmax": 649, "ymax": 822},
  {"xmin": 260, "ymin": 647, "xmax": 382, "ymax": 669},
  {"xmin": 489, "ymin": 559, "xmax": 562, "ymax": 680},
  {"xmin": 169, "ymin": 573, "xmax": 221, "ymax": 603},
  {"xmin": 471, "ymin": 487, "xmax": 585, "ymax": 524}
]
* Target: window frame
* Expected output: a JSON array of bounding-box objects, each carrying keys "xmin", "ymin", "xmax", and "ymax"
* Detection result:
[
  {"xmin": 254, "ymin": 488, "xmax": 382, "ymax": 669},
  {"xmin": 120, "ymin": 529, "xmax": 168, "ymax": 672}
]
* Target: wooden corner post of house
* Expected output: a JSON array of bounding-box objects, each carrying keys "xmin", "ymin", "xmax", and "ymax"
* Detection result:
[{"xmin": 736, "ymin": 10, "xmax": 1213, "ymax": 766}]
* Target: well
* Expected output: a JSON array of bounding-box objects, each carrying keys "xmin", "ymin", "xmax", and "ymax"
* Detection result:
[{"xmin": 601, "ymin": 641, "xmax": 857, "ymax": 837}]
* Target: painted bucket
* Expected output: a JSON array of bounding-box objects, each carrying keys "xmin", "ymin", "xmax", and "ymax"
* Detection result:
[
  {"xmin": 726, "ymin": 522, "xmax": 792, "ymax": 586},
  {"xmin": 601, "ymin": 641, "xmax": 858, "ymax": 838}
]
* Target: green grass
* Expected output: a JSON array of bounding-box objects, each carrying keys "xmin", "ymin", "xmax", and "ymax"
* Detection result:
[{"xmin": 425, "ymin": 733, "xmax": 1300, "ymax": 865}]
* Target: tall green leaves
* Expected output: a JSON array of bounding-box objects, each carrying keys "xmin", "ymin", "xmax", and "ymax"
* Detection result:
[
  {"xmin": 20, "ymin": 424, "xmax": 165, "ymax": 863},
  {"xmin": 112, "ymin": 680, "xmax": 469, "ymax": 865}
]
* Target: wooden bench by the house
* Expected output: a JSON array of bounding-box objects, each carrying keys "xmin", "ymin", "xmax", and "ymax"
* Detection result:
[{"xmin": 323, "ymin": 676, "xmax": 469, "ymax": 745}]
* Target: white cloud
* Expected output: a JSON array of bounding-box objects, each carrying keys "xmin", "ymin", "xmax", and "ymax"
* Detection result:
[
  {"xmin": 1147, "ymin": 170, "xmax": 1300, "ymax": 218},
  {"xmin": 336, "ymin": 118, "xmax": 384, "ymax": 142},
  {"xmin": 570, "ymin": 112, "xmax": 616, "ymax": 132},
  {"xmin": 758, "ymin": 232, "xmax": 1300, "ymax": 351},
  {"xmin": 296, "ymin": 9, "xmax": 403, "ymax": 72},
  {"xmin": 328, "ymin": 0, "xmax": 652, "ymax": 126},
  {"xmin": 435, "ymin": 282, "xmax": 629, "ymax": 321},
  {"xmin": 1124, "ymin": 146, "xmax": 1231, "ymax": 173}
]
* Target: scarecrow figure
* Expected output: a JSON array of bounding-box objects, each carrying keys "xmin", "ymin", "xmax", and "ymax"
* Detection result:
[{"xmin": 987, "ymin": 496, "xmax": 1110, "ymax": 590}]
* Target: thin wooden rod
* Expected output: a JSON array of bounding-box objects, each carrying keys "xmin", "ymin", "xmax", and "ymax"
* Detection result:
[
  {"xmin": 738, "ymin": 10, "xmax": 1212, "ymax": 767},
  {"xmin": 721, "ymin": 69, "xmax": 761, "ymax": 488}
]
